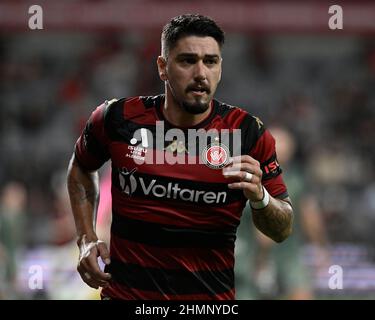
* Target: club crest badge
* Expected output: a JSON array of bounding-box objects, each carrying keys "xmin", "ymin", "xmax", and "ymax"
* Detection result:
[{"xmin": 202, "ymin": 142, "xmax": 230, "ymax": 169}]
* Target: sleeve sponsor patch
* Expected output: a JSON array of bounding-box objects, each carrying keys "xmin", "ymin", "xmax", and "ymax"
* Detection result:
[{"xmin": 261, "ymin": 153, "xmax": 282, "ymax": 180}]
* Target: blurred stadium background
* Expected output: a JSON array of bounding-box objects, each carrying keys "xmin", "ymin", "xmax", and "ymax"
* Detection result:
[{"xmin": 0, "ymin": 0, "xmax": 374, "ymax": 299}]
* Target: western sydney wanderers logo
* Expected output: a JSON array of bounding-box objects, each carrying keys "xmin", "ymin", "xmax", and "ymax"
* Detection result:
[{"xmin": 202, "ymin": 141, "xmax": 230, "ymax": 169}]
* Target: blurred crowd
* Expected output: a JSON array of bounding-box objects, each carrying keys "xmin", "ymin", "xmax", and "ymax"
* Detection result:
[{"xmin": 0, "ymin": 31, "xmax": 374, "ymax": 299}]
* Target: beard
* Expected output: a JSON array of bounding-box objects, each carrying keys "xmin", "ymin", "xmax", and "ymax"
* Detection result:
[
  {"xmin": 181, "ymin": 99, "xmax": 210, "ymax": 114},
  {"xmin": 167, "ymin": 80, "xmax": 213, "ymax": 115},
  {"xmin": 181, "ymin": 86, "xmax": 212, "ymax": 115}
]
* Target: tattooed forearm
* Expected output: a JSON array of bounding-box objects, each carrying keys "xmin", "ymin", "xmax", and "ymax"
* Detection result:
[
  {"xmin": 67, "ymin": 154, "xmax": 100, "ymax": 239},
  {"xmin": 252, "ymin": 197, "xmax": 293, "ymax": 243},
  {"xmin": 67, "ymin": 173, "xmax": 98, "ymax": 204}
]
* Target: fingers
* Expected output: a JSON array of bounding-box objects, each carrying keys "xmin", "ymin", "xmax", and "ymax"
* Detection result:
[
  {"xmin": 78, "ymin": 239, "xmax": 112, "ymax": 289},
  {"xmin": 97, "ymin": 241, "xmax": 111, "ymax": 265},
  {"xmin": 78, "ymin": 255, "xmax": 111, "ymax": 288},
  {"xmin": 85, "ymin": 251, "xmax": 112, "ymax": 281},
  {"xmin": 229, "ymin": 155, "xmax": 260, "ymax": 166},
  {"xmin": 223, "ymin": 156, "xmax": 264, "ymax": 201},
  {"xmin": 222, "ymin": 162, "xmax": 262, "ymax": 183},
  {"xmin": 77, "ymin": 264, "xmax": 103, "ymax": 289},
  {"xmin": 224, "ymin": 156, "xmax": 262, "ymax": 176},
  {"xmin": 227, "ymin": 181, "xmax": 260, "ymax": 192}
]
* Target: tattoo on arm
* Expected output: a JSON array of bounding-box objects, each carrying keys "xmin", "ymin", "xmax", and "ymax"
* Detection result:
[
  {"xmin": 67, "ymin": 155, "xmax": 100, "ymax": 238},
  {"xmin": 252, "ymin": 197, "xmax": 293, "ymax": 243},
  {"xmin": 67, "ymin": 173, "xmax": 98, "ymax": 205}
]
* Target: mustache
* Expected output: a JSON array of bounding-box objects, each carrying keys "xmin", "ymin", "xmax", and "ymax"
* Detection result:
[{"xmin": 186, "ymin": 84, "xmax": 210, "ymax": 93}]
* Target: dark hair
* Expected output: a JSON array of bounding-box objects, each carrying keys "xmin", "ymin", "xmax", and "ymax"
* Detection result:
[{"xmin": 161, "ymin": 14, "xmax": 225, "ymax": 57}]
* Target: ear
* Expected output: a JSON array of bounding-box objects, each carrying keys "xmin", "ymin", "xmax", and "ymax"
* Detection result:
[{"xmin": 157, "ymin": 56, "xmax": 168, "ymax": 81}]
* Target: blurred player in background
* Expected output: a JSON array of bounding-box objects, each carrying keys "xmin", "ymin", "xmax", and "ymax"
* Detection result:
[
  {"xmin": 67, "ymin": 14, "xmax": 293, "ymax": 300},
  {"xmin": 0, "ymin": 182, "xmax": 27, "ymax": 299},
  {"xmin": 235, "ymin": 126, "xmax": 330, "ymax": 299}
]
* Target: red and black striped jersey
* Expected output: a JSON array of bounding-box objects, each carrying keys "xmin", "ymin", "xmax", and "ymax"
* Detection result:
[{"xmin": 74, "ymin": 95, "xmax": 288, "ymax": 300}]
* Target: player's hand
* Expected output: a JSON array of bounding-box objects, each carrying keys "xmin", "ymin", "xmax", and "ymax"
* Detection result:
[
  {"xmin": 222, "ymin": 155, "xmax": 264, "ymax": 202},
  {"xmin": 77, "ymin": 234, "xmax": 112, "ymax": 289}
]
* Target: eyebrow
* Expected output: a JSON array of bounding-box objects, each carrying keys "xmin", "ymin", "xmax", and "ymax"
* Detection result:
[{"xmin": 176, "ymin": 53, "xmax": 221, "ymax": 59}]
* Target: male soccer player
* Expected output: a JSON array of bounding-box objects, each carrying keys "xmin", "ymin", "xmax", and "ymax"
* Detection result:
[{"xmin": 67, "ymin": 14, "xmax": 293, "ymax": 300}]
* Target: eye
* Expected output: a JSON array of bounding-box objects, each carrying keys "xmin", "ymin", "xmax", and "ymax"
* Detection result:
[
  {"xmin": 204, "ymin": 58, "xmax": 218, "ymax": 66},
  {"xmin": 179, "ymin": 57, "xmax": 196, "ymax": 65}
]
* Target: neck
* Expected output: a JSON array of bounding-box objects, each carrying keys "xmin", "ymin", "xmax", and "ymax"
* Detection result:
[{"xmin": 162, "ymin": 87, "xmax": 212, "ymax": 127}]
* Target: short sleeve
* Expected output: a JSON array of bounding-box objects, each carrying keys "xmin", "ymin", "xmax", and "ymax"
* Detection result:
[
  {"xmin": 249, "ymin": 129, "xmax": 289, "ymax": 199},
  {"xmin": 74, "ymin": 103, "xmax": 110, "ymax": 171}
]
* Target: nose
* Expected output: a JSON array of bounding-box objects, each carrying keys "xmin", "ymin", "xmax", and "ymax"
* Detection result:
[{"xmin": 193, "ymin": 60, "xmax": 207, "ymax": 81}]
